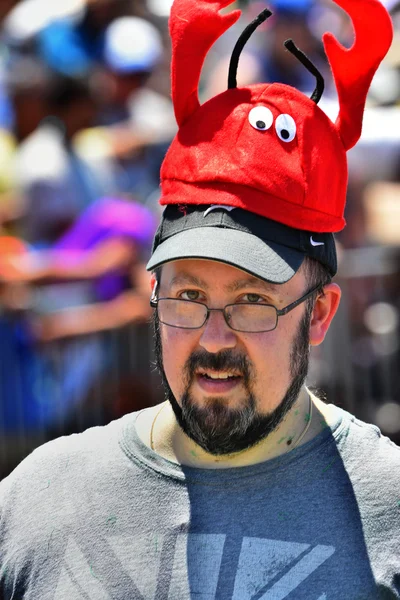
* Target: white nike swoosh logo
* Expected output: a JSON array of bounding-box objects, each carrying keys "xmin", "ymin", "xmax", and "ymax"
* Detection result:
[
  {"xmin": 204, "ymin": 205, "xmax": 236, "ymax": 217},
  {"xmin": 310, "ymin": 236, "xmax": 325, "ymax": 247}
]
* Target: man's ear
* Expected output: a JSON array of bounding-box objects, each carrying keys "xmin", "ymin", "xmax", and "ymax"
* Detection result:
[
  {"xmin": 309, "ymin": 283, "xmax": 341, "ymax": 346},
  {"xmin": 150, "ymin": 273, "xmax": 157, "ymax": 295}
]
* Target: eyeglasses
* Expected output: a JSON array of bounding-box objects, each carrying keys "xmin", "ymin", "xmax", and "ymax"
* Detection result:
[{"xmin": 150, "ymin": 283, "xmax": 323, "ymax": 333}]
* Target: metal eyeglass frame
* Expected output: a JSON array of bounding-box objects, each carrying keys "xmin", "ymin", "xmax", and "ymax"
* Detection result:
[{"xmin": 150, "ymin": 282, "xmax": 324, "ymax": 333}]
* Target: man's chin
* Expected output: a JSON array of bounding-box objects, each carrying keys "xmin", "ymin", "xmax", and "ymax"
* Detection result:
[
  {"xmin": 185, "ymin": 388, "xmax": 248, "ymax": 413},
  {"xmin": 185, "ymin": 396, "xmax": 246, "ymax": 430},
  {"xmin": 169, "ymin": 393, "xmax": 270, "ymax": 456}
]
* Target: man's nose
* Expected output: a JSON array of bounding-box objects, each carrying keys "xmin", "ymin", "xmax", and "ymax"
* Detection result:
[{"xmin": 198, "ymin": 309, "xmax": 237, "ymax": 354}]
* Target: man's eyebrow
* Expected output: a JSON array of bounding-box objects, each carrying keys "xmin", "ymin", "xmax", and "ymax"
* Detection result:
[
  {"xmin": 169, "ymin": 274, "xmax": 210, "ymax": 289},
  {"xmin": 168, "ymin": 273, "xmax": 279, "ymax": 294},
  {"xmin": 226, "ymin": 277, "xmax": 280, "ymax": 294}
]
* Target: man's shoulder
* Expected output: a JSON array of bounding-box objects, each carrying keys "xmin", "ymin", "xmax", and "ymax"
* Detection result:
[
  {"xmin": 0, "ymin": 414, "xmax": 133, "ymax": 504},
  {"xmin": 336, "ymin": 404, "xmax": 400, "ymax": 476},
  {"xmin": 0, "ymin": 414, "xmax": 140, "ymax": 560}
]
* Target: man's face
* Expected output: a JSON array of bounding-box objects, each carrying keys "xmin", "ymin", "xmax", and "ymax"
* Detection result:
[{"xmin": 153, "ymin": 259, "xmax": 314, "ymax": 455}]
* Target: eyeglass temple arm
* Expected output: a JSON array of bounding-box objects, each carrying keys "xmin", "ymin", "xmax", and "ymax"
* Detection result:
[{"xmin": 277, "ymin": 283, "xmax": 324, "ymax": 316}]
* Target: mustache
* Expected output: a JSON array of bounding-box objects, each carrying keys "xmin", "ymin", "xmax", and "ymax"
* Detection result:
[{"xmin": 184, "ymin": 349, "xmax": 252, "ymax": 385}]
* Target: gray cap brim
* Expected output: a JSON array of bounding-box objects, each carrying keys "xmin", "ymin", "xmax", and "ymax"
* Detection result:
[{"xmin": 146, "ymin": 227, "xmax": 304, "ymax": 284}]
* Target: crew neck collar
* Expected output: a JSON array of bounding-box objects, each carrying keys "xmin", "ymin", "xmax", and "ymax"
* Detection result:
[{"xmin": 119, "ymin": 402, "xmax": 347, "ymax": 485}]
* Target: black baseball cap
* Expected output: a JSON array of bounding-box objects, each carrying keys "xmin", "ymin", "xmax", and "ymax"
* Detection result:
[{"xmin": 146, "ymin": 204, "xmax": 337, "ymax": 283}]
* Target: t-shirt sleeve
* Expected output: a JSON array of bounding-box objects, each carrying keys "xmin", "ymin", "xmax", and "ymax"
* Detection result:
[
  {"xmin": 0, "ymin": 466, "xmax": 22, "ymax": 597},
  {"xmin": 0, "ymin": 439, "xmax": 70, "ymax": 598}
]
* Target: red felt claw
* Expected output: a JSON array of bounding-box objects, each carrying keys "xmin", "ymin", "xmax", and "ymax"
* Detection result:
[
  {"xmin": 324, "ymin": 0, "xmax": 393, "ymax": 150},
  {"xmin": 170, "ymin": 0, "xmax": 241, "ymax": 127}
]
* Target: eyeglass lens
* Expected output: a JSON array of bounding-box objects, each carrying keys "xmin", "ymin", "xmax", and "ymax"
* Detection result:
[{"xmin": 157, "ymin": 299, "xmax": 278, "ymax": 332}]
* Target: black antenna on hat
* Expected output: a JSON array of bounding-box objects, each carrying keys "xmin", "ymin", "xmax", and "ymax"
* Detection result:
[
  {"xmin": 228, "ymin": 8, "xmax": 273, "ymax": 90},
  {"xmin": 284, "ymin": 39, "xmax": 325, "ymax": 104}
]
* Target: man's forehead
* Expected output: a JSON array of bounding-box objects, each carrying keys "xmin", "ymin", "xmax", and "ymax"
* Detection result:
[{"xmin": 160, "ymin": 260, "xmax": 284, "ymax": 293}]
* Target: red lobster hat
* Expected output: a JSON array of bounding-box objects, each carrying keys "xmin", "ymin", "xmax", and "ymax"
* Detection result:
[{"xmin": 147, "ymin": 0, "xmax": 393, "ymax": 282}]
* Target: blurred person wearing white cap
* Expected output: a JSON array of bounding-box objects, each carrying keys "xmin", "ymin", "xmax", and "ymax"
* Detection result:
[
  {"xmin": 83, "ymin": 15, "xmax": 176, "ymax": 202},
  {"xmin": 101, "ymin": 16, "xmax": 164, "ymax": 121}
]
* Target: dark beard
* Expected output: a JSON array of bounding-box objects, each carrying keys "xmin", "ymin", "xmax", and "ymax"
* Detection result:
[{"xmin": 152, "ymin": 303, "xmax": 312, "ymax": 456}]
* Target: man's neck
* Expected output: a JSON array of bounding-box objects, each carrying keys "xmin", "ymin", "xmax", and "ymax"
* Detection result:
[{"xmin": 137, "ymin": 389, "xmax": 332, "ymax": 469}]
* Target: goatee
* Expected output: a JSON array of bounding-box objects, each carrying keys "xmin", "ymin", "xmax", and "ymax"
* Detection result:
[{"xmin": 152, "ymin": 304, "xmax": 312, "ymax": 456}]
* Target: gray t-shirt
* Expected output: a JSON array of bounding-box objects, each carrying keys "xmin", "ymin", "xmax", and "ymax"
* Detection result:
[{"xmin": 0, "ymin": 403, "xmax": 399, "ymax": 600}]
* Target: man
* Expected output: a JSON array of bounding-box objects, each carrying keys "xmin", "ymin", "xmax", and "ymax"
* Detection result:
[{"xmin": 0, "ymin": 0, "xmax": 398, "ymax": 598}]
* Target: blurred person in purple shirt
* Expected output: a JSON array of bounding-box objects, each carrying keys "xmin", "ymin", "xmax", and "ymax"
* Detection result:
[
  {"xmin": 0, "ymin": 197, "xmax": 157, "ymax": 448},
  {"xmin": 0, "ymin": 196, "xmax": 157, "ymax": 335}
]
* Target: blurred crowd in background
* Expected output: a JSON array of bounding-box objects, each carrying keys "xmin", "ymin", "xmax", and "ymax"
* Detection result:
[{"xmin": 0, "ymin": 0, "xmax": 398, "ymax": 478}]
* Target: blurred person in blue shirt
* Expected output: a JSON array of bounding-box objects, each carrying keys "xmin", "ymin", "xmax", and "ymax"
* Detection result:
[
  {"xmin": 89, "ymin": 15, "xmax": 176, "ymax": 202},
  {"xmin": 38, "ymin": 0, "xmax": 130, "ymax": 77}
]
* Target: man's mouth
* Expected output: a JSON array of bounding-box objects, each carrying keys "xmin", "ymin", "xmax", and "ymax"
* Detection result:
[
  {"xmin": 197, "ymin": 370, "xmax": 241, "ymax": 380},
  {"xmin": 195, "ymin": 370, "xmax": 243, "ymax": 393}
]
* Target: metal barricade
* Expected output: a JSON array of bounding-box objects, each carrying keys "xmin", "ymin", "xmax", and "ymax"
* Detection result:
[
  {"xmin": 0, "ymin": 245, "xmax": 399, "ymax": 480},
  {"xmin": 309, "ymin": 245, "xmax": 400, "ymax": 442}
]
